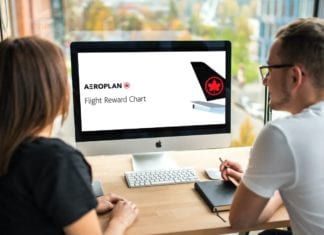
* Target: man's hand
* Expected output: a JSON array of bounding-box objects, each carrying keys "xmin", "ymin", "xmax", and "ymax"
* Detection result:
[{"xmin": 219, "ymin": 159, "xmax": 244, "ymax": 185}]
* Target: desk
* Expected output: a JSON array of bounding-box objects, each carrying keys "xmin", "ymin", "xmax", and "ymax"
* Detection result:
[{"xmin": 86, "ymin": 147, "xmax": 290, "ymax": 235}]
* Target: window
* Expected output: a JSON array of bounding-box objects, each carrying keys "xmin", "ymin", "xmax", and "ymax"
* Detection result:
[
  {"xmin": 0, "ymin": 0, "xmax": 12, "ymax": 39},
  {"xmin": 4, "ymin": 0, "xmax": 318, "ymax": 147}
]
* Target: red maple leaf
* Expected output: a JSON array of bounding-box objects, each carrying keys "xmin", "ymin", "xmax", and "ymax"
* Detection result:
[
  {"xmin": 207, "ymin": 79, "xmax": 221, "ymax": 93},
  {"xmin": 123, "ymin": 82, "xmax": 130, "ymax": 89}
]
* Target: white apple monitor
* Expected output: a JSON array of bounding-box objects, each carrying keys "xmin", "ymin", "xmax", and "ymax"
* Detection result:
[{"xmin": 70, "ymin": 40, "xmax": 231, "ymax": 171}]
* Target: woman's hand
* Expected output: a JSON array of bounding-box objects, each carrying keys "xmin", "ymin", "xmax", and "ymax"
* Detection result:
[
  {"xmin": 96, "ymin": 193, "xmax": 126, "ymax": 214},
  {"xmin": 104, "ymin": 200, "xmax": 139, "ymax": 235}
]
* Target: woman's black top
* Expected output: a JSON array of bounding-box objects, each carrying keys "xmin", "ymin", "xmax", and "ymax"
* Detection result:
[{"xmin": 0, "ymin": 137, "xmax": 97, "ymax": 235}]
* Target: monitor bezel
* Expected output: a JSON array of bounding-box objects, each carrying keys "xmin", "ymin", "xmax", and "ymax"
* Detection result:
[{"xmin": 70, "ymin": 40, "xmax": 231, "ymax": 143}]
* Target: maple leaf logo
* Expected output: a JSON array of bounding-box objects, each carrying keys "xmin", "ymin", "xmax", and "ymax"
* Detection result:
[
  {"xmin": 204, "ymin": 76, "xmax": 224, "ymax": 96},
  {"xmin": 123, "ymin": 82, "xmax": 130, "ymax": 89},
  {"xmin": 208, "ymin": 79, "xmax": 221, "ymax": 93}
]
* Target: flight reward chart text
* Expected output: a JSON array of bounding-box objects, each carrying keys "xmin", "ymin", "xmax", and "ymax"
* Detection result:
[{"xmin": 84, "ymin": 96, "xmax": 146, "ymax": 105}]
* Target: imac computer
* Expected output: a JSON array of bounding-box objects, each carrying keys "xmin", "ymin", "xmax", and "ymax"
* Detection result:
[{"xmin": 70, "ymin": 40, "xmax": 231, "ymax": 171}]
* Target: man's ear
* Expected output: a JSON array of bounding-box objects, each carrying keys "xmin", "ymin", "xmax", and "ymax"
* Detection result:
[
  {"xmin": 289, "ymin": 65, "xmax": 304, "ymax": 91},
  {"xmin": 292, "ymin": 76, "xmax": 297, "ymax": 82}
]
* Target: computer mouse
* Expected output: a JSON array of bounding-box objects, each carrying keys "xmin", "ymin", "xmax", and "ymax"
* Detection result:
[{"xmin": 205, "ymin": 168, "xmax": 222, "ymax": 180}]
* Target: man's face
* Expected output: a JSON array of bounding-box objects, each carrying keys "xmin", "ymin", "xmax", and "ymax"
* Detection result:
[{"xmin": 263, "ymin": 40, "xmax": 292, "ymax": 111}]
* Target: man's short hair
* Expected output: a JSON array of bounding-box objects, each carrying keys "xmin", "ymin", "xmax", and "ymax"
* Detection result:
[{"xmin": 276, "ymin": 17, "xmax": 324, "ymax": 88}]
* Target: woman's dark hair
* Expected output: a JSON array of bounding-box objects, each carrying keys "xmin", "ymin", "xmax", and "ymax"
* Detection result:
[{"xmin": 0, "ymin": 36, "xmax": 69, "ymax": 175}]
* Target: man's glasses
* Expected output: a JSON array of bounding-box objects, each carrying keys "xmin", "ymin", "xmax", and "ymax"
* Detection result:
[{"xmin": 259, "ymin": 64, "xmax": 293, "ymax": 80}]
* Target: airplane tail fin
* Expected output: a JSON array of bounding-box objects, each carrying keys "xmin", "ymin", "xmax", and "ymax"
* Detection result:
[{"xmin": 191, "ymin": 62, "xmax": 226, "ymax": 101}]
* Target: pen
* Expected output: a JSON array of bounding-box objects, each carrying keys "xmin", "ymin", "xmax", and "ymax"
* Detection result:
[{"xmin": 219, "ymin": 157, "xmax": 227, "ymax": 169}]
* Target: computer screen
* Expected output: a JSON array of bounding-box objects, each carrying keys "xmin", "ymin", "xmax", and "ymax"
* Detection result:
[{"xmin": 70, "ymin": 40, "xmax": 231, "ymax": 170}]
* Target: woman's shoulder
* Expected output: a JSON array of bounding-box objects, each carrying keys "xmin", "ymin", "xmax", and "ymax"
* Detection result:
[
  {"xmin": 24, "ymin": 137, "xmax": 79, "ymax": 153},
  {"xmin": 13, "ymin": 137, "xmax": 84, "ymax": 167}
]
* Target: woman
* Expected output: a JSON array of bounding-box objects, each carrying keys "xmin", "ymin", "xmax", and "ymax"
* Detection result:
[{"xmin": 0, "ymin": 36, "xmax": 138, "ymax": 235}]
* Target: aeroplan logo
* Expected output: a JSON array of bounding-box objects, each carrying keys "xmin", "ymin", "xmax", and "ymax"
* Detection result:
[
  {"xmin": 83, "ymin": 82, "xmax": 130, "ymax": 90},
  {"xmin": 191, "ymin": 62, "xmax": 225, "ymax": 101}
]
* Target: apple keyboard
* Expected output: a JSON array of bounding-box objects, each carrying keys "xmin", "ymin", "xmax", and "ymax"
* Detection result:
[{"xmin": 125, "ymin": 167, "xmax": 199, "ymax": 188}]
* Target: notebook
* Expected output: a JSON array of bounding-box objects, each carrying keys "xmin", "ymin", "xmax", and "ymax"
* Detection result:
[{"xmin": 194, "ymin": 179, "xmax": 236, "ymax": 212}]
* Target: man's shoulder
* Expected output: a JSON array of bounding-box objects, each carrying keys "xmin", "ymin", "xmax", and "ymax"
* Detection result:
[{"xmin": 269, "ymin": 103, "xmax": 324, "ymax": 129}]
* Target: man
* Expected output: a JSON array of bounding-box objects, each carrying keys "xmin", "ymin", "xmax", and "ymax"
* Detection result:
[{"xmin": 220, "ymin": 17, "xmax": 324, "ymax": 235}]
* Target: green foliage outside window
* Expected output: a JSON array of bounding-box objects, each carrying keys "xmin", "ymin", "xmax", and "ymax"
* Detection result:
[{"xmin": 76, "ymin": 0, "xmax": 259, "ymax": 84}]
